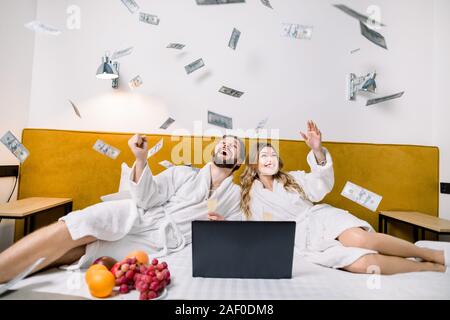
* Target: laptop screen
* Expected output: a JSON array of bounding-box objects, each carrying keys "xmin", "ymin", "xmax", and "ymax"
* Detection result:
[{"xmin": 192, "ymin": 221, "xmax": 296, "ymax": 279}]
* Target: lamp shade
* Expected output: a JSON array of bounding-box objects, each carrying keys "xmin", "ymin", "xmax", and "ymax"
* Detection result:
[{"xmin": 96, "ymin": 55, "xmax": 118, "ymax": 80}]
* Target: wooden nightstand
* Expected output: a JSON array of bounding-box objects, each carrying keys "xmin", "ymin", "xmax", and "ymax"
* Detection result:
[
  {"xmin": 378, "ymin": 211, "xmax": 450, "ymax": 242},
  {"xmin": 0, "ymin": 197, "xmax": 73, "ymax": 240}
]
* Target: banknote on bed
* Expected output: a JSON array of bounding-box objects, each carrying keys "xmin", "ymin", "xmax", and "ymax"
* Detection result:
[
  {"xmin": 0, "ymin": 258, "xmax": 45, "ymax": 296},
  {"xmin": 93, "ymin": 140, "xmax": 121, "ymax": 159},
  {"xmin": 341, "ymin": 181, "xmax": 382, "ymax": 212},
  {"xmin": 1, "ymin": 131, "xmax": 30, "ymax": 163}
]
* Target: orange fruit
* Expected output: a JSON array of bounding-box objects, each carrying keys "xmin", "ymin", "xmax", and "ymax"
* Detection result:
[
  {"xmin": 87, "ymin": 269, "xmax": 115, "ymax": 298},
  {"xmin": 126, "ymin": 250, "xmax": 149, "ymax": 265},
  {"xmin": 85, "ymin": 264, "xmax": 108, "ymax": 283}
]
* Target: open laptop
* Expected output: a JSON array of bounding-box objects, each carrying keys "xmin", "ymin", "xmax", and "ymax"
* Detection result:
[{"xmin": 192, "ymin": 221, "xmax": 296, "ymax": 279}]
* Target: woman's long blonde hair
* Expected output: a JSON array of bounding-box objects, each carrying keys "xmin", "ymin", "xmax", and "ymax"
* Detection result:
[{"xmin": 240, "ymin": 143, "xmax": 308, "ymax": 219}]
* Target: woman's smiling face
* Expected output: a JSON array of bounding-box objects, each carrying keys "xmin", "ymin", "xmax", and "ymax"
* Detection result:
[{"xmin": 258, "ymin": 146, "xmax": 279, "ymax": 176}]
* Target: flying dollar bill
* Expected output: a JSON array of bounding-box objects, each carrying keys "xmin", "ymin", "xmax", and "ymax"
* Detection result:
[
  {"xmin": 366, "ymin": 91, "xmax": 404, "ymax": 106},
  {"xmin": 129, "ymin": 75, "xmax": 143, "ymax": 89},
  {"xmin": 68, "ymin": 100, "xmax": 81, "ymax": 118},
  {"xmin": 341, "ymin": 181, "xmax": 382, "ymax": 212},
  {"xmin": 0, "ymin": 131, "xmax": 30, "ymax": 163},
  {"xmin": 260, "ymin": 0, "xmax": 273, "ymax": 9},
  {"xmin": 120, "ymin": 0, "xmax": 140, "ymax": 14},
  {"xmin": 219, "ymin": 86, "xmax": 244, "ymax": 98},
  {"xmin": 147, "ymin": 138, "xmax": 164, "ymax": 159},
  {"xmin": 350, "ymin": 48, "xmax": 361, "ymax": 54},
  {"xmin": 185, "ymin": 58, "xmax": 205, "ymax": 75},
  {"xmin": 196, "ymin": 0, "xmax": 245, "ymax": 4},
  {"xmin": 159, "ymin": 160, "xmax": 174, "ymax": 169},
  {"xmin": 167, "ymin": 43, "xmax": 185, "ymax": 50},
  {"xmin": 208, "ymin": 111, "xmax": 233, "ymax": 129},
  {"xmin": 255, "ymin": 117, "xmax": 268, "ymax": 130},
  {"xmin": 24, "ymin": 21, "xmax": 61, "ymax": 36},
  {"xmin": 333, "ymin": 4, "xmax": 386, "ymax": 27},
  {"xmin": 360, "ymin": 22, "xmax": 387, "ymax": 49},
  {"xmin": 160, "ymin": 117, "xmax": 175, "ymax": 129},
  {"xmin": 228, "ymin": 28, "xmax": 241, "ymax": 50},
  {"xmin": 93, "ymin": 140, "xmax": 120, "ymax": 159},
  {"xmin": 111, "ymin": 46, "xmax": 134, "ymax": 60},
  {"xmin": 139, "ymin": 12, "xmax": 160, "ymax": 25},
  {"xmin": 281, "ymin": 23, "xmax": 313, "ymax": 40}
]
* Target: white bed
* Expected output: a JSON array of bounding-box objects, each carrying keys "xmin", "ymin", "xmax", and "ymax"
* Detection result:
[{"xmin": 1, "ymin": 244, "xmax": 449, "ymax": 300}]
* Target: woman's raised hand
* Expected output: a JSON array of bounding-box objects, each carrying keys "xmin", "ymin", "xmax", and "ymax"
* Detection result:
[
  {"xmin": 128, "ymin": 134, "xmax": 148, "ymax": 162},
  {"xmin": 300, "ymin": 120, "xmax": 322, "ymax": 152}
]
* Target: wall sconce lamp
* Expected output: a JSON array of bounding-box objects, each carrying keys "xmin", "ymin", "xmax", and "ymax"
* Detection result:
[
  {"xmin": 96, "ymin": 53, "xmax": 119, "ymax": 89},
  {"xmin": 348, "ymin": 72, "xmax": 377, "ymax": 100}
]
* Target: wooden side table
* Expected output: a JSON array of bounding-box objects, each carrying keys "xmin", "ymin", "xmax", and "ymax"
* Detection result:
[
  {"xmin": 0, "ymin": 197, "xmax": 73, "ymax": 238},
  {"xmin": 378, "ymin": 211, "xmax": 450, "ymax": 242}
]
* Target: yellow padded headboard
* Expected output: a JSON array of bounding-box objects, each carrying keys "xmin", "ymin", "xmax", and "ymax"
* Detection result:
[{"xmin": 18, "ymin": 128, "xmax": 439, "ymax": 241}]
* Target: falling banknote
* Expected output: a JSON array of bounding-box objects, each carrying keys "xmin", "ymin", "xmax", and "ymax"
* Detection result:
[
  {"xmin": 68, "ymin": 100, "xmax": 81, "ymax": 118},
  {"xmin": 0, "ymin": 131, "xmax": 30, "ymax": 163},
  {"xmin": 167, "ymin": 43, "xmax": 185, "ymax": 50},
  {"xmin": 139, "ymin": 12, "xmax": 160, "ymax": 25},
  {"xmin": 120, "ymin": 0, "xmax": 140, "ymax": 14},
  {"xmin": 360, "ymin": 22, "xmax": 387, "ymax": 49},
  {"xmin": 159, "ymin": 160, "xmax": 174, "ymax": 169},
  {"xmin": 196, "ymin": 0, "xmax": 245, "ymax": 4},
  {"xmin": 260, "ymin": 0, "xmax": 273, "ymax": 9},
  {"xmin": 219, "ymin": 86, "xmax": 244, "ymax": 98},
  {"xmin": 24, "ymin": 21, "xmax": 61, "ymax": 36},
  {"xmin": 256, "ymin": 117, "xmax": 268, "ymax": 130},
  {"xmin": 333, "ymin": 4, "xmax": 386, "ymax": 27},
  {"xmin": 129, "ymin": 75, "xmax": 143, "ymax": 89},
  {"xmin": 281, "ymin": 23, "xmax": 313, "ymax": 40},
  {"xmin": 93, "ymin": 140, "xmax": 120, "ymax": 159},
  {"xmin": 208, "ymin": 111, "xmax": 233, "ymax": 129},
  {"xmin": 341, "ymin": 181, "xmax": 382, "ymax": 212},
  {"xmin": 111, "ymin": 46, "xmax": 134, "ymax": 60},
  {"xmin": 366, "ymin": 92, "xmax": 404, "ymax": 106},
  {"xmin": 185, "ymin": 58, "xmax": 205, "ymax": 75},
  {"xmin": 160, "ymin": 117, "xmax": 175, "ymax": 129},
  {"xmin": 147, "ymin": 139, "xmax": 164, "ymax": 159},
  {"xmin": 228, "ymin": 28, "xmax": 241, "ymax": 50}
]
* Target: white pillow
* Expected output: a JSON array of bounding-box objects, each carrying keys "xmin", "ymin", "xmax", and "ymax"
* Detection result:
[{"xmin": 100, "ymin": 162, "xmax": 132, "ymax": 202}]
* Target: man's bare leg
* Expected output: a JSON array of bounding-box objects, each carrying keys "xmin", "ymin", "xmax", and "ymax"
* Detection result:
[{"xmin": 0, "ymin": 221, "xmax": 96, "ymax": 283}]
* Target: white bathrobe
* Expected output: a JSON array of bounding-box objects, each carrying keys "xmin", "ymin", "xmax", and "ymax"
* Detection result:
[
  {"xmin": 246, "ymin": 149, "xmax": 376, "ymax": 269},
  {"xmin": 60, "ymin": 162, "xmax": 241, "ymax": 269}
]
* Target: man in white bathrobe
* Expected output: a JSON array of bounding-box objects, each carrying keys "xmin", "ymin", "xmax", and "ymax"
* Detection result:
[{"xmin": 0, "ymin": 134, "xmax": 245, "ymax": 283}]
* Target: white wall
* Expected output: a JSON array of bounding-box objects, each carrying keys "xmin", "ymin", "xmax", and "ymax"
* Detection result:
[
  {"xmin": 0, "ymin": 0, "xmax": 448, "ymax": 252},
  {"xmin": 0, "ymin": 0, "xmax": 37, "ymax": 251},
  {"xmin": 433, "ymin": 0, "xmax": 450, "ymax": 221},
  {"xmin": 28, "ymin": 0, "xmax": 434, "ymax": 145}
]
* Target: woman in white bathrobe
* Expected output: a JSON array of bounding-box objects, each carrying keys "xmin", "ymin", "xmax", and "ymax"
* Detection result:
[{"xmin": 237, "ymin": 121, "xmax": 448, "ymax": 275}]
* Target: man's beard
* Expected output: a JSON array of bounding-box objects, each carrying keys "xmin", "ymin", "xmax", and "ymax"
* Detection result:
[{"xmin": 212, "ymin": 150, "xmax": 239, "ymax": 170}]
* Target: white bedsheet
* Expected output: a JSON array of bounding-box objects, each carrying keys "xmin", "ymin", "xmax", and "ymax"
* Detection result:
[{"xmin": 1, "ymin": 245, "xmax": 450, "ymax": 300}]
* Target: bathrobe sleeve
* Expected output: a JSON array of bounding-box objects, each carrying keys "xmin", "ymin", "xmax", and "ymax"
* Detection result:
[
  {"xmin": 128, "ymin": 162, "xmax": 193, "ymax": 210},
  {"xmin": 289, "ymin": 148, "xmax": 335, "ymax": 203},
  {"xmin": 223, "ymin": 185, "xmax": 243, "ymax": 221}
]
